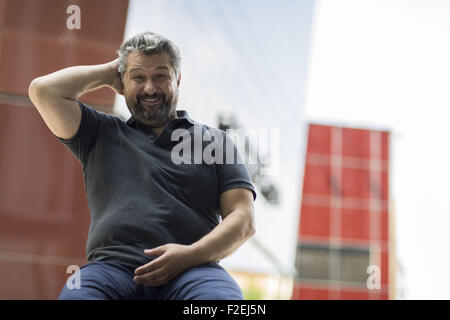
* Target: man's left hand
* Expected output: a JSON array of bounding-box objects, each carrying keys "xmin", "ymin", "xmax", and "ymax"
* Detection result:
[{"xmin": 133, "ymin": 243, "xmax": 196, "ymax": 287}]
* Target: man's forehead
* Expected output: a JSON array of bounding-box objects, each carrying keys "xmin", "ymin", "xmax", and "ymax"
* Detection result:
[
  {"xmin": 126, "ymin": 52, "xmax": 172, "ymax": 71},
  {"xmin": 129, "ymin": 65, "xmax": 170, "ymax": 73}
]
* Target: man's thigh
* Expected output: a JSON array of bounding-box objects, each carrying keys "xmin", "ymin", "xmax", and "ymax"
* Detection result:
[
  {"xmin": 154, "ymin": 262, "xmax": 243, "ymax": 300},
  {"xmin": 58, "ymin": 261, "xmax": 138, "ymax": 300}
]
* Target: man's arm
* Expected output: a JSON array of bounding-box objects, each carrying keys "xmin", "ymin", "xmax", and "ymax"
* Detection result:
[
  {"xmin": 28, "ymin": 60, "xmax": 122, "ymax": 139},
  {"xmin": 133, "ymin": 188, "xmax": 255, "ymax": 286},
  {"xmin": 190, "ymin": 188, "xmax": 256, "ymax": 262}
]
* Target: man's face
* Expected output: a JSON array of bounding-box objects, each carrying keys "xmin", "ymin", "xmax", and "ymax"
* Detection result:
[{"xmin": 122, "ymin": 51, "xmax": 181, "ymax": 128}]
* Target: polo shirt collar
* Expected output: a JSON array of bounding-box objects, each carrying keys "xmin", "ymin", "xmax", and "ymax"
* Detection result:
[
  {"xmin": 126, "ymin": 110, "xmax": 195, "ymax": 126},
  {"xmin": 126, "ymin": 110, "xmax": 196, "ymax": 147},
  {"xmin": 175, "ymin": 110, "xmax": 196, "ymax": 126}
]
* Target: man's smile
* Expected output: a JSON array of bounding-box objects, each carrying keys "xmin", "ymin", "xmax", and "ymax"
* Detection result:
[{"xmin": 139, "ymin": 95, "xmax": 163, "ymax": 106}]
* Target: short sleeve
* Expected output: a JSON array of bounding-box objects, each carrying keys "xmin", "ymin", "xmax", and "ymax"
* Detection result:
[
  {"xmin": 57, "ymin": 101, "xmax": 101, "ymax": 167},
  {"xmin": 215, "ymin": 132, "xmax": 257, "ymax": 201}
]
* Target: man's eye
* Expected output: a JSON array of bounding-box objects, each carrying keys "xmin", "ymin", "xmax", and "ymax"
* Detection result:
[
  {"xmin": 155, "ymin": 74, "xmax": 166, "ymax": 79},
  {"xmin": 133, "ymin": 76, "xmax": 144, "ymax": 81}
]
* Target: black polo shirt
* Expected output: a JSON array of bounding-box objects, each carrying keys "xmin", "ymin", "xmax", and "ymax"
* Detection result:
[{"xmin": 58, "ymin": 101, "xmax": 256, "ymax": 269}]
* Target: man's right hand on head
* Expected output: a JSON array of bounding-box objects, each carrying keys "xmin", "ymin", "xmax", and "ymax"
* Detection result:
[{"xmin": 108, "ymin": 59, "xmax": 124, "ymax": 95}]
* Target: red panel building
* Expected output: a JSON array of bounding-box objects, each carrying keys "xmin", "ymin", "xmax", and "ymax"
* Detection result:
[
  {"xmin": 0, "ymin": 0, "xmax": 128, "ymax": 299},
  {"xmin": 292, "ymin": 123, "xmax": 392, "ymax": 300}
]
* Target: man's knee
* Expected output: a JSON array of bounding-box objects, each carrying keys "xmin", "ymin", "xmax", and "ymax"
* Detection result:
[
  {"xmin": 58, "ymin": 283, "xmax": 110, "ymax": 300},
  {"xmin": 57, "ymin": 262, "xmax": 130, "ymax": 300}
]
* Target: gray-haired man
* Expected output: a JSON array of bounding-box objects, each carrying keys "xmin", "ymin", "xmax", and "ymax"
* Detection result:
[{"xmin": 29, "ymin": 31, "xmax": 256, "ymax": 300}]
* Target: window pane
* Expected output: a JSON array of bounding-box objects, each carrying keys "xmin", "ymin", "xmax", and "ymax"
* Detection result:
[
  {"xmin": 340, "ymin": 248, "xmax": 370, "ymax": 284},
  {"xmin": 297, "ymin": 245, "xmax": 330, "ymax": 280},
  {"xmin": 296, "ymin": 244, "xmax": 370, "ymax": 285}
]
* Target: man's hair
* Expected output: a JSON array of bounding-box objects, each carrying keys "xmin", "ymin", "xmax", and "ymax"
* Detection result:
[{"xmin": 117, "ymin": 31, "xmax": 181, "ymax": 78}]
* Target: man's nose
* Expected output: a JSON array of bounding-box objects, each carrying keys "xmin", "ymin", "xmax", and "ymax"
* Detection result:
[{"xmin": 143, "ymin": 80, "xmax": 157, "ymax": 96}]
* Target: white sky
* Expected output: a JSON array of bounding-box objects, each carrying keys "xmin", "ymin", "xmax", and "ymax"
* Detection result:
[{"xmin": 305, "ymin": 0, "xmax": 450, "ymax": 299}]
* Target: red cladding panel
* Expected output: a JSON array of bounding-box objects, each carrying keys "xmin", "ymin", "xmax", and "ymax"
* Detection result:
[
  {"xmin": 340, "ymin": 289, "xmax": 371, "ymax": 300},
  {"xmin": 296, "ymin": 125, "xmax": 391, "ymax": 300},
  {"xmin": 291, "ymin": 285, "xmax": 330, "ymax": 300},
  {"xmin": 0, "ymin": 104, "xmax": 90, "ymax": 298},
  {"xmin": 0, "ymin": 246, "xmax": 86, "ymax": 299},
  {"xmin": 381, "ymin": 131, "xmax": 389, "ymax": 161},
  {"xmin": 342, "ymin": 168, "xmax": 371, "ymax": 198},
  {"xmin": 341, "ymin": 209, "xmax": 370, "ymax": 241},
  {"xmin": 381, "ymin": 171, "xmax": 389, "ymax": 201},
  {"xmin": 0, "ymin": 0, "xmax": 128, "ymax": 106},
  {"xmin": 0, "ymin": 0, "xmax": 128, "ymax": 299},
  {"xmin": 299, "ymin": 205, "xmax": 330, "ymax": 238},
  {"xmin": 0, "ymin": 104, "xmax": 88, "ymax": 224},
  {"xmin": 380, "ymin": 292, "xmax": 390, "ymax": 300},
  {"xmin": 381, "ymin": 211, "xmax": 389, "ymax": 242},
  {"xmin": 307, "ymin": 124, "xmax": 331, "ymax": 155},
  {"xmin": 303, "ymin": 164, "xmax": 331, "ymax": 195},
  {"xmin": 381, "ymin": 251, "xmax": 389, "ymax": 286},
  {"xmin": 342, "ymin": 127, "xmax": 371, "ymax": 159}
]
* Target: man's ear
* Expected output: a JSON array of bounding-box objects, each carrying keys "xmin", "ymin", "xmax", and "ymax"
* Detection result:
[{"xmin": 177, "ymin": 73, "xmax": 181, "ymax": 87}]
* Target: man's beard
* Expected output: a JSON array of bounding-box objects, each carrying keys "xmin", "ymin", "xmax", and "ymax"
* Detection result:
[{"xmin": 128, "ymin": 92, "xmax": 177, "ymax": 128}]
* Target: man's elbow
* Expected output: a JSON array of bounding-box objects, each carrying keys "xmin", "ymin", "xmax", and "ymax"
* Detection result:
[
  {"xmin": 28, "ymin": 77, "xmax": 46, "ymax": 105},
  {"xmin": 28, "ymin": 76, "xmax": 57, "ymax": 105}
]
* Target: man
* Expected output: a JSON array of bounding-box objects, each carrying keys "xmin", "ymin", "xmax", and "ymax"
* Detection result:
[{"xmin": 28, "ymin": 31, "xmax": 256, "ymax": 300}]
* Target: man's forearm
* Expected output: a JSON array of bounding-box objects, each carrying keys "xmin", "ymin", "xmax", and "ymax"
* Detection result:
[
  {"xmin": 189, "ymin": 209, "xmax": 255, "ymax": 266},
  {"xmin": 28, "ymin": 59, "xmax": 122, "ymax": 140},
  {"xmin": 30, "ymin": 62, "xmax": 118, "ymax": 101}
]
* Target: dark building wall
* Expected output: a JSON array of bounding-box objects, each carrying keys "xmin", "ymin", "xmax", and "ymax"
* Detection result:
[{"xmin": 0, "ymin": 0, "xmax": 128, "ymax": 299}]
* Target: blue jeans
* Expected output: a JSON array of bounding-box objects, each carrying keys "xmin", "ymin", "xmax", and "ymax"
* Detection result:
[{"xmin": 58, "ymin": 261, "xmax": 243, "ymax": 300}]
